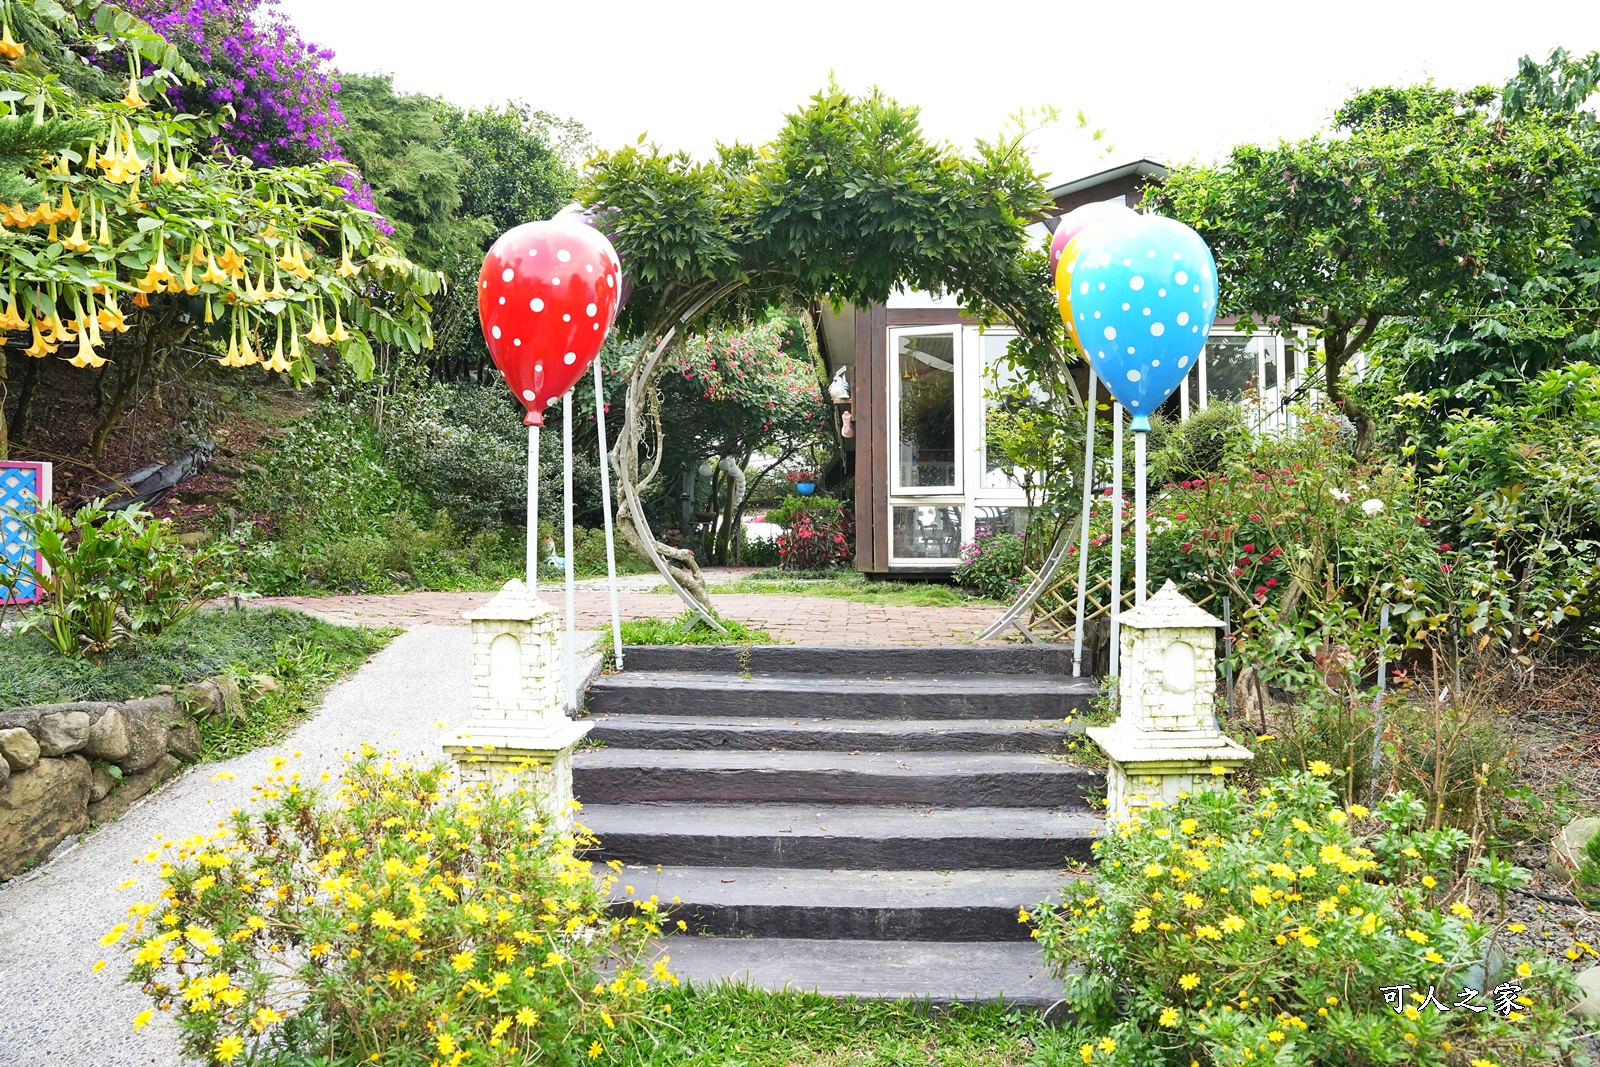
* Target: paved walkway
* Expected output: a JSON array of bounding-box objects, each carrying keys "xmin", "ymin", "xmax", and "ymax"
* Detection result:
[
  {"xmin": 258, "ymin": 583, "xmax": 1005, "ymax": 646},
  {"xmin": 0, "ymin": 626, "xmax": 473, "ymax": 1067}
]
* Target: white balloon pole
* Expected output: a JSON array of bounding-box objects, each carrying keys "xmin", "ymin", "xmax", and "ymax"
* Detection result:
[
  {"xmin": 1134, "ymin": 420, "xmax": 1149, "ymax": 606},
  {"xmin": 1070, "ymin": 375, "xmax": 1098, "ymax": 678},
  {"xmin": 593, "ymin": 357, "xmax": 623, "ymax": 670},
  {"xmin": 527, "ymin": 425, "xmax": 539, "ymax": 590},
  {"xmin": 562, "ymin": 396, "xmax": 577, "ymax": 713},
  {"xmin": 1109, "ymin": 402, "xmax": 1124, "ymax": 676}
]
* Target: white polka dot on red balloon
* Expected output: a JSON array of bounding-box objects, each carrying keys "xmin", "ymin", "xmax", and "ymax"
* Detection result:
[
  {"xmin": 564, "ymin": 352, "xmax": 575, "ymax": 364},
  {"xmin": 491, "ymin": 326, "xmax": 501, "ymax": 339},
  {"xmin": 501, "ymin": 268, "xmax": 513, "ymax": 282},
  {"xmin": 586, "ymin": 303, "xmax": 597, "ymax": 316},
  {"xmin": 531, "ymin": 299, "xmax": 544, "ymax": 312},
  {"xmin": 557, "ymin": 250, "xmax": 571, "ymax": 262}
]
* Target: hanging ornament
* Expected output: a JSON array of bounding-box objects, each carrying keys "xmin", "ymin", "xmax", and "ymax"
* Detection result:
[
  {"xmin": 477, "ymin": 216, "xmax": 623, "ymax": 425},
  {"xmin": 1061, "ymin": 214, "xmax": 1218, "ymax": 427}
]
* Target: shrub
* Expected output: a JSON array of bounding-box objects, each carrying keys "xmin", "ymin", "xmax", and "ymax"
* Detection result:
[
  {"xmin": 769, "ymin": 495, "xmax": 853, "ymax": 571},
  {"xmin": 952, "ymin": 529, "xmax": 1028, "ymax": 601},
  {"xmin": 1031, "ymin": 771, "xmax": 1582, "ymax": 1066},
  {"xmin": 1575, "ymin": 829, "xmax": 1600, "ymax": 893},
  {"xmin": 1150, "ymin": 400, "xmax": 1249, "ymax": 486},
  {"xmin": 113, "ymin": 749, "xmax": 672, "ymax": 1065},
  {"xmin": 9, "ymin": 500, "xmax": 234, "ymax": 656}
]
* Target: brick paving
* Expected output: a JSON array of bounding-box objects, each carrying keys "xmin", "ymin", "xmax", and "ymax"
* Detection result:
[{"xmin": 256, "ymin": 577, "xmax": 1006, "ymax": 647}]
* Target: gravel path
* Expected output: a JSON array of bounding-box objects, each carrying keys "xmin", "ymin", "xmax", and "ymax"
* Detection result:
[{"xmin": 0, "ymin": 625, "xmax": 471, "ymax": 1066}]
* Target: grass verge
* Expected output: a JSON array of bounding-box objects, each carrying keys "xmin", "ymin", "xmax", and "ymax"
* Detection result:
[
  {"xmin": 0, "ymin": 607, "xmax": 395, "ymax": 760},
  {"xmin": 616, "ymin": 985, "xmax": 1056, "ymax": 1067},
  {"xmin": 657, "ymin": 569, "xmax": 1003, "ymax": 609}
]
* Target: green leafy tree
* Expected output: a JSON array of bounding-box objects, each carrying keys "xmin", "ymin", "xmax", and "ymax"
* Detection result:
[
  {"xmin": 1151, "ymin": 78, "xmax": 1594, "ymax": 450},
  {"xmin": 583, "ymin": 86, "xmax": 1064, "ymax": 618}
]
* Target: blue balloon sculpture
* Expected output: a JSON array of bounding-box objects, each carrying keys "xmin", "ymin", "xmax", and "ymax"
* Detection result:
[{"xmin": 1064, "ymin": 215, "xmax": 1218, "ymax": 429}]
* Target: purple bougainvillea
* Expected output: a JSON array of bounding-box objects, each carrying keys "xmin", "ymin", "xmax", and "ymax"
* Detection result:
[{"xmin": 126, "ymin": 0, "xmax": 388, "ymax": 229}]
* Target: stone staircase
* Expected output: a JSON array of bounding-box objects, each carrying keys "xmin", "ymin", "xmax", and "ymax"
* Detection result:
[{"xmin": 572, "ymin": 645, "xmax": 1103, "ymax": 1005}]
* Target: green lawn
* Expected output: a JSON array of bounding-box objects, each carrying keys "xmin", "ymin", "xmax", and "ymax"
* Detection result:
[
  {"xmin": 0, "ymin": 607, "xmax": 394, "ymax": 760},
  {"xmin": 659, "ymin": 570, "xmax": 1004, "ymax": 609},
  {"xmin": 615, "ymin": 986, "xmax": 1061, "ymax": 1067}
]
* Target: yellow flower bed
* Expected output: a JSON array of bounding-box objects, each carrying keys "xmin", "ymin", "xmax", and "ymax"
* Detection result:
[
  {"xmin": 1030, "ymin": 771, "xmax": 1585, "ymax": 1066},
  {"xmin": 106, "ymin": 746, "xmax": 670, "ymax": 1065}
]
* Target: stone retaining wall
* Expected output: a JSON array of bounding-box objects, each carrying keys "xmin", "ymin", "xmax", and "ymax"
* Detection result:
[{"xmin": 0, "ymin": 679, "xmax": 240, "ymax": 879}]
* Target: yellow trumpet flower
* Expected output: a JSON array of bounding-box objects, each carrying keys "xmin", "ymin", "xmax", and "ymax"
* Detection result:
[
  {"xmin": 216, "ymin": 245, "xmax": 246, "ymax": 276},
  {"xmin": 264, "ymin": 326, "xmax": 290, "ymax": 374},
  {"xmin": 42, "ymin": 313, "xmax": 72, "ymax": 345},
  {"xmin": 288, "ymin": 319, "xmax": 304, "ymax": 366},
  {"xmin": 0, "ymin": 293, "xmax": 26, "ymax": 333},
  {"xmin": 203, "ymin": 294, "xmax": 214, "ymax": 324},
  {"xmin": 157, "ymin": 152, "xmax": 186, "ymax": 186},
  {"xmin": 200, "ymin": 254, "xmax": 229, "ymax": 287},
  {"xmin": 45, "ymin": 220, "xmax": 58, "ymax": 244},
  {"xmin": 61, "ymin": 216, "xmax": 91, "ymax": 254},
  {"xmin": 329, "ymin": 307, "xmax": 350, "ymax": 343},
  {"xmin": 275, "ymin": 246, "xmax": 299, "ymax": 273},
  {"xmin": 98, "ymin": 295, "xmax": 128, "ymax": 334},
  {"xmin": 58, "ymin": 186, "xmax": 78, "ymax": 222},
  {"xmin": 220, "ymin": 324, "xmax": 239, "ymax": 367},
  {"xmin": 268, "ymin": 269, "xmax": 287, "ymax": 300},
  {"xmin": 123, "ymin": 79, "xmax": 149, "ymax": 110},
  {"xmin": 305, "ymin": 313, "xmax": 331, "ymax": 346},
  {"xmin": 239, "ymin": 324, "xmax": 259, "ymax": 366},
  {"xmin": 96, "ymin": 209, "xmax": 112, "ymax": 247},
  {"xmin": 24, "ymin": 320, "xmax": 55, "ymax": 358},
  {"xmin": 336, "ymin": 247, "xmax": 360, "ymax": 278},
  {"xmin": 180, "ymin": 258, "xmax": 198, "ymax": 295},
  {"xmin": 3, "ymin": 203, "xmax": 29, "ymax": 227},
  {"xmin": 132, "ymin": 291, "xmax": 149, "ymax": 308},
  {"xmin": 0, "ymin": 23, "xmax": 26, "ymax": 61},
  {"xmin": 69, "ymin": 332, "xmax": 107, "ymax": 368}
]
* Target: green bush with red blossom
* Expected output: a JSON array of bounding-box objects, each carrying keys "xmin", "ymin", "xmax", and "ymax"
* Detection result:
[
  {"xmin": 769, "ymin": 495, "xmax": 853, "ymax": 571},
  {"xmin": 952, "ymin": 528, "xmax": 1029, "ymax": 601}
]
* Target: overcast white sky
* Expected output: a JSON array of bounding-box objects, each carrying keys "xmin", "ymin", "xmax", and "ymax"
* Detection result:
[{"xmin": 277, "ymin": 0, "xmax": 1600, "ymax": 185}]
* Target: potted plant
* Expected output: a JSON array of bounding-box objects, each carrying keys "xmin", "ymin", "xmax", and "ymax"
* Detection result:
[{"xmin": 787, "ymin": 470, "xmax": 816, "ymax": 495}]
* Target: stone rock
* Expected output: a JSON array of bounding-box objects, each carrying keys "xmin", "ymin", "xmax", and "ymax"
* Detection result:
[
  {"xmin": 0, "ymin": 727, "xmax": 40, "ymax": 771},
  {"xmin": 0, "ymin": 757, "xmax": 8, "ymax": 785},
  {"xmin": 117, "ymin": 698, "xmax": 174, "ymax": 773},
  {"xmin": 182, "ymin": 676, "xmax": 245, "ymax": 722},
  {"xmin": 1575, "ymin": 965, "xmax": 1600, "ymax": 1021},
  {"xmin": 249, "ymin": 673, "xmax": 282, "ymax": 694},
  {"xmin": 89, "ymin": 761, "xmax": 118, "ymax": 803},
  {"xmin": 0, "ymin": 757, "xmax": 92, "ymax": 880},
  {"xmin": 83, "ymin": 709, "xmax": 130, "ymax": 762},
  {"xmin": 35, "ymin": 709, "xmax": 90, "ymax": 757},
  {"xmin": 153, "ymin": 704, "xmax": 202, "ymax": 763},
  {"xmin": 89, "ymin": 754, "xmax": 182, "ymax": 824},
  {"xmin": 1549, "ymin": 816, "xmax": 1600, "ymax": 886}
]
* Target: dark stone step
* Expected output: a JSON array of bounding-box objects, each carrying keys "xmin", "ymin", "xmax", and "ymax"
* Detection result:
[
  {"xmin": 619, "ymin": 644, "xmax": 1079, "ymax": 676},
  {"xmin": 614, "ymin": 866, "xmax": 1070, "ymax": 941},
  {"xmin": 585, "ymin": 714, "xmax": 1082, "ymax": 753},
  {"xmin": 573, "ymin": 750, "xmax": 1100, "ymax": 808},
  {"xmin": 585, "ymin": 672, "xmax": 1097, "ymax": 721},
  {"xmin": 582, "ymin": 802, "xmax": 1099, "ymax": 870},
  {"xmin": 653, "ymin": 936, "xmax": 1058, "ymax": 1007}
]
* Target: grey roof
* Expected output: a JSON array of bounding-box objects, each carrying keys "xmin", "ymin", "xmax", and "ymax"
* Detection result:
[
  {"xmin": 1118, "ymin": 580, "xmax": 1224, "ymax": 631},
  {"xmin": 1045, "ymin": 158, "xmax": 1168, "ymax": 202}
]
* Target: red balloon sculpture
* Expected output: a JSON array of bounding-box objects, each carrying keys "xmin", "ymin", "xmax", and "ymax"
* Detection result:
[{"xmin": 478, "ymin": 218, "xmax": 622, "ymax": 424}]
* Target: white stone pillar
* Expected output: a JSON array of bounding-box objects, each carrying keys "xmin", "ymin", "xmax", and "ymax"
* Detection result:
[
  {"xmin": 441, "ymin": 579, "xmax": 591, "ymax": 824},
  {"xmin": 1087, "ymin": 580, "xmax": 1254, "ymax": 823}
]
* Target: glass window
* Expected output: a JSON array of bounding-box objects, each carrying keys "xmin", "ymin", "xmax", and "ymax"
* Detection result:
[
  {"xmin": 974, "ymin": 506, "xmax": 1027, "ymax": 539},
  {"xmin": 1204, "ymin": 335, "xmax": 1273, "ymax": 402},
  {"xmin": 893, "ymin": 505, "xmax": 962, "ymax": 560},
  {"xmin": 896, "ymin": 332, "xmax": 957, "ymax": 489},
  {"xmin": 981, "ymin": 333, "xmax": 1042, "ymax": 489},
  {"xmin": 1262, "ymin": 343, "xmax": 1279, "ymax": 390}
]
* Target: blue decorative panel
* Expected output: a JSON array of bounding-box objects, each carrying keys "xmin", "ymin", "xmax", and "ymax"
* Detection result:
[{"xmin": 1, "ymin": 461, "xmax": 50, "ymax": 605}]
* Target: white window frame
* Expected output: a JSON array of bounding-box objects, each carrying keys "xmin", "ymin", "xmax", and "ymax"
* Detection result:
[{"xmin": 887, "ymin": 325, "xmax": 964, "ymax": 497}]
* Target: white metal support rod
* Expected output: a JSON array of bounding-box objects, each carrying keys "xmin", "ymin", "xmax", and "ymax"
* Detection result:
[
  {"xmin": 593, "ymin": 357, "xmax": 623, "ymax": 670},
  {"xmin": 1109, "ymin": 402, "xmax": 1124, "ymax": 676},
  {"xmin": 1070, "ymin": 375, "xmax": 1098, "ymax": 678},
  {"xmin": 1134, "ymin": 427, "xmax": 1148, "ymax": 606},
  {"xmin": 527, "ymin": 424, "xmax": 539, "ymax": 590},
  {"xmin": 562, "ymin": 397, "xmax": 577, "ymax": 714}
]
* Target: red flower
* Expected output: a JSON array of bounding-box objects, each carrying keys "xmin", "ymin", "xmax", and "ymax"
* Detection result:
[
  {"xmin": 1439, "ymin": 543, "xmax": 1452, "ymax": 552},
  {"xmin": 1255, "ymin": 585, "xmax": 1268, "ymax": 597},
  {"xmin": 1265, "ymin": 578, "xmax": 1277, "ymax": 588},
  {"xmin": 1243, "ymin": 544, "xmax": 1256, "ymax": 554}
]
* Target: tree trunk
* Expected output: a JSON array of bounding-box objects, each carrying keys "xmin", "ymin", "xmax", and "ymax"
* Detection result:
[
  {"xmin": 11, "ymin": 357, "xmax": 39, "ymax": 442},
  {"xmin": 1320, "ymin": 314, "xmax": 1382, "ymax": 455}
]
